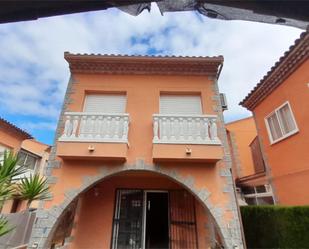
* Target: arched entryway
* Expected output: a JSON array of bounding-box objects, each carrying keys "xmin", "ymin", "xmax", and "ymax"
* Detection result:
[{"xmin": 29, "ymin": 164, "xmax": 242, "ymax": 249}]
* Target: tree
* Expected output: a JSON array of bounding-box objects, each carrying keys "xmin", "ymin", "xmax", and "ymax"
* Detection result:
[
  {"xmin": 17, "ymin": 174, "xmax": 50, "ymax": 209},
  {"xmin": 0, "ymin": 150, "xmax": 50, "ymax": 236}
]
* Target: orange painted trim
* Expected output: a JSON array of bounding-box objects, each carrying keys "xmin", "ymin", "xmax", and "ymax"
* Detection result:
[
  {"xmin": 152, "ymin": 144, "xmax": 223, "ymax": 163},
  {"xmin": 57, "ymin": 142, "xmax": 127, "ymax": 161}
]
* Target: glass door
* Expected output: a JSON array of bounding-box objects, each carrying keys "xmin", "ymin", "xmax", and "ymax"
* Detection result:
[{"xmin": 112, "ymin": 190, "xmax": 144, "ymax": 249}]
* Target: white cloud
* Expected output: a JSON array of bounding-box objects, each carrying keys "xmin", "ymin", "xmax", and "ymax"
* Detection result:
[
  {"xmin": 0, "ymin": 5, "xmax": 303, "ymax": 142},
  {"xmin": 21, "ymin": 121, "xmax": 57, "ymax": 131}
]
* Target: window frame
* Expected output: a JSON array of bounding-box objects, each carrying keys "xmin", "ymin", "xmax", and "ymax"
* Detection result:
[
  {"xmin": 264, "ymin": 101, "xmax": 299, "ymax": 145},
  {"xmin": 17, "ymin": 150, "xmax": 40, "ymax": 172},
  {"xmin": 242, "ymin": 184, "xmax": 275, "ymax": 205}
]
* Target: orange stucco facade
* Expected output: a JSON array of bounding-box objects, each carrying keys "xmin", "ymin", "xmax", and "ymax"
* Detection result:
[
  {"xmin": 252, "ymin": 59, "xmax": 309, "ymax": 205},
  {"xmin": 29, "ymin": 54, "xmax": 244, "ymax": 249},
  {"xmin": 226, "ymin": 117, "xmax": 257, "ymax": 179},
  {"xmin": 0, "ymin": 121, "xmax": 27, "ymax": 153},
  {"xmin": 70, "ymin": 172, "xmax": 215, "ymax": 249},
  {"xmin": 240, "ymin": 31, "xmax": 309, "ymax": 206}
]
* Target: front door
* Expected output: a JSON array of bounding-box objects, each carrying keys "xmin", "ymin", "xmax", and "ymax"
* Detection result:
[
  {"xmin": 145, "ymin": 192, "xmax": 169, "ymax": 249},
  {"xmin": 111, "ymin": 189, "xmax": 197, "ymax": 249}
]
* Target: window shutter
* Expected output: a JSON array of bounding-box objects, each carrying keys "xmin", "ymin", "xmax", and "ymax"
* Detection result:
[
  {"xmin": 160, "ymin": 95, "xmax": 202, "ymax": 114},
  {"xmin": 250, "ymin": 137, "xmax": 265, "ymax": 173},
  {"xmin": 84, "ymin": 94, "xmax": 126, "ymax": 113}
]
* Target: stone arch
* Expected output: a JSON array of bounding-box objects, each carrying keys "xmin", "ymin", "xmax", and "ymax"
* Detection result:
[{"xmin": 30, "ymin": 162, "xmax": 237, "ymax": 249}]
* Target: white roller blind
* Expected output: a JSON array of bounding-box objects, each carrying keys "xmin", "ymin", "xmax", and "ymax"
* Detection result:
[
  {"xmin": 84, "ymin": 94, "xmax": 126, "ymax": 113},
  {"xmin": 160, "ymin": 95, "xmax": 202, "ymax": 114}
]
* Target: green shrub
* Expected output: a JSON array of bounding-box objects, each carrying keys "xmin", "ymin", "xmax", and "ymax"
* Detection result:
[{"xmin": 240, "ymin": 206, "xmax": 309, "ymax": 248}]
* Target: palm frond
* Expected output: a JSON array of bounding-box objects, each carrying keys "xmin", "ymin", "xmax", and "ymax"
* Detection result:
[
  {"xmin": 17, "ymin": 174, "xmax": 50, "ymax": 208},
  {"xmin": 0, "ymin": 151, "xmax": 27, "ymax": 182},
  {"xmin": 0, "ymin": 216, "xmax": 14, "ymax": 237}
]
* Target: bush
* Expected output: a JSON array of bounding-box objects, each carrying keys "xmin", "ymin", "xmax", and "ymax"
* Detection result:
[{"xmin": 240, "ymin": 206, "xmax": 309, "ymax": 248}]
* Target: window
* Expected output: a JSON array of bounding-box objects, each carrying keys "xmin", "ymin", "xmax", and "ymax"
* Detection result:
[
  {"xmin": 0, "ymin": 144, "xmax": 10, "ymax": 162},
  {"xmin": 17, "ymin": 150, "xmax": 39, "ymax": 171},
  {"xmin": 265, "ymin": 102, "xmax": 298, "ymax": 144},
  {"xmin": 242, "ymin": 184, "xmax": 275, "ymax": 206},
  {"xmin": 160, "ymin": 95, "xmax": 202, "ymax": 115},
  {"xmin": 84, "ymin": 94, "xmax": 126, "ymax": 113}
]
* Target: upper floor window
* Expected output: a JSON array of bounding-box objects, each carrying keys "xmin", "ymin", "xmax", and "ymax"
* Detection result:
[
  {"xmin": 160, "ymin": 95, "xmax": 202, "ymax": 114},
  {"xmin": 265, "ymin": 102, "xmax": 298, "ymax": 144},
  {"xmin": 17, "ymin": 150, "xmax": 39, "ymax": 171},
  {"xmin": 84, "ymin": 94, "xmax": 126, "ymax": 113}
]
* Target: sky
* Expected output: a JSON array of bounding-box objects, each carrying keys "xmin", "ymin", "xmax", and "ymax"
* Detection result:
[{"xmin": 0, "ymin": 4, "xmax": 303, "ymax": 145}]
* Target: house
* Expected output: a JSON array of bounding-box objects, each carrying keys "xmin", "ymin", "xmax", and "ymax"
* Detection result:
[
  {"xmin": 226, "ymin": 117, "xmax": 274, "ymax": 206},
  {"xmin": 0, "ymin": 117, "xmax": 32, "ymax": 155},
  {"xmin": 239, "ymin": 30, "xmax": 309, "ymax": 205},
  {"xmin": 29, "ymin": 53, "xmax": 244, "ymax": 249},
  {"xmin": 0, "ymin": 117, "xmax": 50, "ymax": 213},
  {"xmin": 0, "ymin": 117, "xmax": 50, "ymax": 248}
]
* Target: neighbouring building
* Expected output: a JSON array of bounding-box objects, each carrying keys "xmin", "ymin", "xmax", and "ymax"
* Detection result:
[
  {"xmin": 0, "ymin": 117, "xmax": 32, "ymax": 156},
  {"xmin": 226, "ymin": 117, "xmax": 274, "ymax": 206},
  {"xmin": 29, "ymin": 53, "xmax": 245, "ymax": 249},
  {"xmin": 0, "ymin": 117, "xmax": 50, "ymax": 248},
  {"xmin": 240, "ymin": 30, "xmax": 309, "ymax": 205},
  {"xmin": 0, "ymin": 118, "xmax": 51, "ymax": 213}
]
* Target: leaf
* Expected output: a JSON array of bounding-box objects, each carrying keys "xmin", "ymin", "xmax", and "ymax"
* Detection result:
[
  {"xmin": 0, "ymin": 216, "xmax": 14, "ymax": 237},
  {"xmin": 17, "ymin": 174, "xmax": 50, "ymax": 208},
  {"xmin": 0, "ymin": 151, "xmax": 27, "ymax": 182}
]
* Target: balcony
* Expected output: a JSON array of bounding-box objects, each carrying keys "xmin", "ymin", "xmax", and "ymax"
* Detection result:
[
  {"xmin": 152, "ymin": 114, "xmax": 223, "ymax": 163},
  {"xmin": 57, "ymin": 112, "xmax": 129, "ymax": 160}
]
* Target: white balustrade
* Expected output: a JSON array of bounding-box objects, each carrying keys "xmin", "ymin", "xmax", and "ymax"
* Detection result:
[
  {"xmin": 59, "ymin": 112, "xmax": 129, "ymax": 143},
  {"xmin": 153, "ymin": 114, "xmax": 221, "ymax": 145}
]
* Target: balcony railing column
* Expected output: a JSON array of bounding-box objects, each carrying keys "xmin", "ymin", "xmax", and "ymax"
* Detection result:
[
  {"xmin": 195, "ymin": 117, "xmax": 202, "ymax": 141},
  {"xmin": 203, "ymin": 117, "xmax": 210, "ymax": 142},
  {"xmin": 122, "ymin": 117, "xmax": 129, "ymax": 140},
  {"xmin": 209, "ymin": 118, "xmax": 219, "ymax": 142},
  {"xmin": 105, "ymin": 116, "xmax": 112, "ymax": 139},
  {"xmin": 170, "ymin": 117, "xmax": 176, "ymax": 140},
  {"xmin": 114, "ymin": 116, "xmax": 120, "ymax": 139},
  {"xmin": 95, "ymin": 116, "xmax": 103, "ymax": 139},
  {"xmin": 71, "ymin": 115, "xmax": 79, "ymax": 138},
  {"xmin": 153, "ymin": 117, "xmax": 159, "ymax": 142},
  {"xmin": 179, "ymin": 118, "xmax": 184, "ymax": 140},
  {"xmin": 161, "ymin": 117, "xmax": 167, "ymax": 140},
  {"xmin": 62, "ymin": 115, "xmax": 72, "ymax": 138},
  {"xmin": 188, "ymin": 118, "xmax": 193, "ymax": 140},
  {"xmin": 79, "ymin": 115, "xmax": 87, "ymax": 138}
]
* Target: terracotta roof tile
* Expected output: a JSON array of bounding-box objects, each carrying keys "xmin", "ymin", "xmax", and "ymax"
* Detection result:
[
  {"xmin": 240, "ymin": 29, "xmax": 309, "ymax": 110},
  {"xmin": 0, "ymin": 117, "xmax": 33, "ymax": 139}
]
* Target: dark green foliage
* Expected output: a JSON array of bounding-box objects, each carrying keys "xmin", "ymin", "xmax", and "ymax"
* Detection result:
[{"xmin": 241, "ymin": 205, "xmax": 309, "ymax": 248}]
